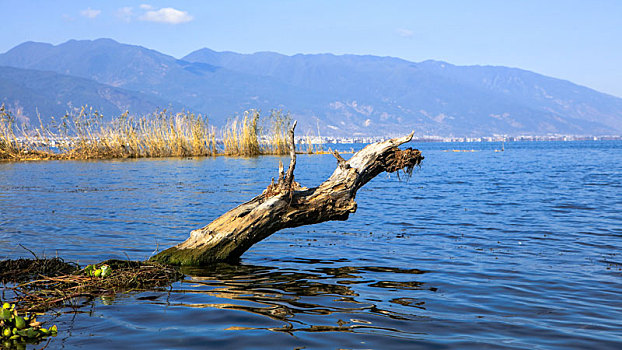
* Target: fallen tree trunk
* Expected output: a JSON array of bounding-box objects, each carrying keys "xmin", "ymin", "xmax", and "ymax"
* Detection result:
[{"xmin": 151, "ymin": 123, "xmax": 423, "ymax": 265}]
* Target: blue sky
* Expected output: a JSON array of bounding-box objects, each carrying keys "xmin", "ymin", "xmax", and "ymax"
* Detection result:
[{"xmin": 1, "ymin": 0, "xmax": 621, "ymax": 97}]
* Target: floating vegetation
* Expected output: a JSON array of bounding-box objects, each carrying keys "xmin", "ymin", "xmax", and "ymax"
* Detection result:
[
  {"xmin": 83, "ymin": 264, "xmax": 112, "ymax": 278},
  {"xmin": 1, "ymin": 259, "xmax": 183, "ymax": 313},
  {"xmin": 1, "ymin": 258, "xmax": 183, "ymax": 347},
  {"xmin": 0, "ymin": 104, "xmax": 325, "ymax": 161},
  {"xmin": 1, "ymin": 301, "xmax": 57, "ymax": 349},
  {"xmin": 0, "ymin": 258, "xmax": 78, "ymax": 284}
]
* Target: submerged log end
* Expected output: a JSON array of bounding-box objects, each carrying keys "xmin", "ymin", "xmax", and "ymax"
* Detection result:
[
  {"xmin": 150, "ymin": 246, "xmax": 198, "ymax": 266},
  {"xmin": 150, "ymin": 244, "xmax": 236, "ymax": 266},
  {"xmin": 151, "ymin": 226, "xmax": 251, "ymax": 265}
]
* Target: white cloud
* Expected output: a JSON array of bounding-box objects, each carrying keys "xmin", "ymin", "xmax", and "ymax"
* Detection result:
[
  {"xmin": 140, "ymin": 4, "xmax": 154, "ymax": 10},
  {"xmin": 396, "ymin": 28, "xmax": 414, "ymax": 38},
  {"xmin": 81, "ymin": 7, "xmax": 101, "ymax": 19},
  {"xmin": 117, "ymin": 6, "xmax": 134, "ymax": 22},
  {"xmin": 117, "ymin": 7, "xmax": 133, "ymax": 22},
  {"xmin": 139, "ymin": 7, "xmax": 193, "ymax": 24}
]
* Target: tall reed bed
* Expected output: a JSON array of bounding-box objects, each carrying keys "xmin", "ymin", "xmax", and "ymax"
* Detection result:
[
  {"xmin": 222, "ymin": 109, "xmax": 305, "ymax": 156},
  {"xmin": 222, "ymin": 110, "xmax": 261, "ymax": 156},
  {"xmin": 0, "ymin": 104, "xmax": 19, "ymax": 159},
  {"xmin": 263, "ymin": 109, "xmax": 292, "ymax": 155},
  {"xmin": 0, "ymin": 104, "xmax": 44, "ymax": 160},
  {"xmin": 1, "ymin": 105, "xmax": 217, "ymax": 160},
  {"xmin": 0, "ymin": 105, "xmax": 322, "ymax": 161},
  {"xmin": 55, "ymin": 107, "xmax": 218, "ymax": 159}
]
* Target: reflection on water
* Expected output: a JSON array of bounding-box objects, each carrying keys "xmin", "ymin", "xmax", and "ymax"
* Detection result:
[
  {"xmin": 177, "ymin": 262, "xmax": 429, "ymax": 335},
  {"xmin": 1, "ymin": 141, "xmax": 622, "ymax": 349}
]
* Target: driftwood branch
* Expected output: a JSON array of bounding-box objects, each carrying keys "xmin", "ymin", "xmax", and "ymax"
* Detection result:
[
  {"xmin": 284, "ymin": 120, "xmax": 297, "ymax": 190},
  {"xmin": 151, "ymin": 125, "xmax": 423, "ymax": 265}
]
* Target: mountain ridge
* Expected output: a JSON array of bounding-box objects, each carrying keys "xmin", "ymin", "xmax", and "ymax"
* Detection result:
[
  {"xmin": 1, "ymin": 38, "xmax": 621, "ymax": 137},
  {"xmin": 0, "ymin": 65, "xmax": 182, "ymax": 123}
]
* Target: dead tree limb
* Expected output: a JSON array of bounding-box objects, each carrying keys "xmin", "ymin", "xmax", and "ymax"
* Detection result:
[{"xmin": 151, "ymin": 124, "xmax": 423, "ymax": 265}]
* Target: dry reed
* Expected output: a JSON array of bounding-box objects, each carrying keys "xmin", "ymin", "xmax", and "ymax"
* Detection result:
[
  {"xmin": 1, "ymin": 104, "xmax": 324, "ymax": 161},
  {"xmin": 263, "ymin": 109, "xmax": 292, "ymax": 155},
  {"xmin": 1, "ymin": 105, "xmax": 217, "ymax": 160},
  {"xmin": 0, "ymin": 104, "xmax": 44, "ymax": 160},
  {"xmin": 222, "ymin": 110, "xmax": 261, "ymax": 156}
]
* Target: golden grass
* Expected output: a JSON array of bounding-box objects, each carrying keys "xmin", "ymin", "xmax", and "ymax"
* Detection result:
[
  {"xmin": 301, "ymin": 133, "xmax": 327, "ymax": 154},
  {"xmin": 0, "ymin": 104, "xmax": 325, "ymax": 161},
  {"xmin": 0, "ymin": 106, "xmax": 18, "ymax": 159},
  {"xmin": 222, "ymin": 110, "xmax": 261, "ymax": 156},
  {"xmin": 1, "ymin": 105, "xmax": 217, "ymax": 160},
  {"xmin": 263, "ymin": 109, "xmax": 292, "ymax": 155}
]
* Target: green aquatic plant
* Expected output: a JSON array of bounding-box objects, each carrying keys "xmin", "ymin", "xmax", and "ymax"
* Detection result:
[
  {"xmin": 0, "ymin": 301, "xmax": 57, "ymax": 348},
  {"xmin": 84, "ymin": 264, "xmax": 112, "ymax": 278}
]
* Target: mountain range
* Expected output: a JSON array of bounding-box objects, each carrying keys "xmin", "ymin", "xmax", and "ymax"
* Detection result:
[{"xmin": 1, "ymin": 38, "xmax": 621, "ymax": 137}]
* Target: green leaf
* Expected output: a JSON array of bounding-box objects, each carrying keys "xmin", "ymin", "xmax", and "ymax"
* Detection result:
[
  {"xmin": 101, "ymin": 265, "xmax": 112, "ymax": 277},
  {"xmin": 0, "ymin": 309, "xmax": 11, "ymax": 321},
  {"xmin": 14, "ymin": 316, "xmax": 26, "ymax": 330},
  {"xmin": 84, "ymin": 264, "xmax": 95, "ymax": 276}
]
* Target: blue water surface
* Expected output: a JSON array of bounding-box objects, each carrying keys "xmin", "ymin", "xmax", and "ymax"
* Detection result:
[{"xmin": 1, "ymin": 140, "xmax": 621, "ymax": 349}]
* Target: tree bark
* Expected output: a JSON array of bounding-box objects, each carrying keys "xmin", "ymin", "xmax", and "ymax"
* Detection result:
[{"xmin": 151, "ymin": 124, "xmax": 423, "ymax": 265}]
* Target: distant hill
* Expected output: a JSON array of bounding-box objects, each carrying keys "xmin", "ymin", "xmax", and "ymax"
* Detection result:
[
  {"xmin": 0, "ymin": 65, "xmax": 178, "ymax": 125},
  {"xmin": 184, "ymin": 49, "xmax": 622, "ymax": 136},
  {"xmin": 1, "ymin": 38, "xmax": 621, "ymax": 136},
  {"xmin": 0, "ymin": 39, "xmax": 310, "ymax": 127}
]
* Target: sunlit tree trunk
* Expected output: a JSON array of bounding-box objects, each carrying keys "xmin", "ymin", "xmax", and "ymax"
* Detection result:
[{"xmin": 151, "ymin": 123, "xmax": 423, "ymax": 265}]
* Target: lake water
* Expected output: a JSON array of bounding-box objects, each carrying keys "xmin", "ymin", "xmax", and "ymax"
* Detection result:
[{"xmin": 1, "ymin": 141, "xmax": 621, "ymax": 349}]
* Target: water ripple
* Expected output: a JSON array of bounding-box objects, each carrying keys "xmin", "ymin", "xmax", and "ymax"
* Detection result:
[{"xmin": 1, "ymin": 141, "xmax": 621, "ymax": 349}]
